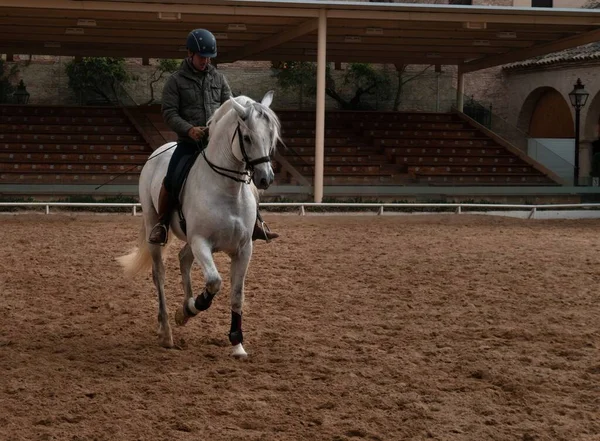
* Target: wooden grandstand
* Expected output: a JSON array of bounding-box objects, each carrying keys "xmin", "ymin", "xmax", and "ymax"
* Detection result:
[
  {"xmin": 0, "ymin": 104, "xmax": 560, "ymax": 197},
  {"xmin": 0, "ymin": 105, "xmax": 152, "ymax": 190},
  {"xmin": 276, "ymin": 110, "xmax": 559, "ymax": 187}
]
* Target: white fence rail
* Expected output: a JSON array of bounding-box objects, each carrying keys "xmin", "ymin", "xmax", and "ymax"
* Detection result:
[
  {"xmin": 0, "ymin": 202, "xmax": 143, "ymax": 216},
  {"xmin": 1, "ymin": 202, "xmax": 600, "ymax": 219}
]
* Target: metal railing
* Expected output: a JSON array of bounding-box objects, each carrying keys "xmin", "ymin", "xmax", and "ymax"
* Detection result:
[{"xmin": 462, "ymin": 95, "xmax": 492, "ymax": 129}]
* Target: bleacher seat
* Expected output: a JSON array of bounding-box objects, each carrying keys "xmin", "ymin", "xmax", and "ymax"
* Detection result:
[{"xmin": 0, "ymin": 105, "xmax": 152, "ymax": 189}]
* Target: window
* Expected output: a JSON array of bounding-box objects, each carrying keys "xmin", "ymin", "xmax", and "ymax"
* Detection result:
[{"xmin": 532, "ymin": 0, "xmax": 553, "ymax": 7}]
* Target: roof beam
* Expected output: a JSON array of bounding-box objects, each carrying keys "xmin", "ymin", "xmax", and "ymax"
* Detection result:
[
  {"xmin": 0, "ymin": 17, "xmax": 567, "ymax": 43},
  {"xmin": 265, "ymin": 52, "xmax": 453, "ymax": 65},
  {"xmin": 328, "ymin": 9, "xmax": 600, "ymax": 26},
  {"xmin": 0, "ymin": 0, "xmax": 318, "ymax": 18},
  {"xmin": 280, "ymin": 41, "xmax": 509, "ymax": 54},
  {"xmin": 462, "ymin": 27, "xmax": 600, "ymax": 73},
  {"xmin": 0, "ymin": 24, "xmax": 536, "ymax": 48},
  {"xmin": 220, "ymin": 18, "xmax": 318, "ymax": 63}
]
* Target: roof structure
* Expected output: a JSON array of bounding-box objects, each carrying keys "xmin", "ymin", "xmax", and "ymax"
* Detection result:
[
  {"xmin": 504, "ymin": 40, "xmax": 600, "ymax": 68},
  {"xmin": 2, "ymin": 0, "xmax": 600, "ymax": 72}
]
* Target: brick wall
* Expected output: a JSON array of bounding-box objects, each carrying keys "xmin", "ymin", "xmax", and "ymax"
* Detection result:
[
  {"xmin": 450, "ymin": 66, "xmax": 511, "ymax": 120},
  {"xmin": 7, "ymin": 57, "xmax": 77, "ymax": 106},
  {"xmin": 4, "ymin": 56, "xmax": 455, "ymax": 113}
]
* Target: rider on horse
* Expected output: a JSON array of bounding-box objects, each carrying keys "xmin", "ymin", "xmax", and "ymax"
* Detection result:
[{"xmin": 148, "ymin": 28, "xmax": 279, "ymax": 246}]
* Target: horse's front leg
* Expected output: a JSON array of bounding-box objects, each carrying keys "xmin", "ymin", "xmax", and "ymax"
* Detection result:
[
  {"xmin": 178, "ymin": 243, "xmax": 194, "ymax": 305},
  {"xmin": 229, "ymin": 242, "xmax": 252, "ymax": 359},
  {"xmin": 149, "ymin": 245, "xmax": 174, "ymax": 348},
  {"xmin": 175, "ymin": 237, "xmax": 221, "ymax": 326}
]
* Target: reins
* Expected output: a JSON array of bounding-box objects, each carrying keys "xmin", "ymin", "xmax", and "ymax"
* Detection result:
[{"xmin": 94, "ymin": 143, "xmax": 178, "ymax": 191}]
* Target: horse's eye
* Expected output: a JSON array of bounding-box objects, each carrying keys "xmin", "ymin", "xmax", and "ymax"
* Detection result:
[{"xmin": 243, "ymin": 135, "xmax": 251, "ymax": 144}]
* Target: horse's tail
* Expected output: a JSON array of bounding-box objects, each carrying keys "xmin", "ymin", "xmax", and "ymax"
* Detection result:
[{"xmin": 117, "ymin": 220, "xmax": 153, "ymax": 278}]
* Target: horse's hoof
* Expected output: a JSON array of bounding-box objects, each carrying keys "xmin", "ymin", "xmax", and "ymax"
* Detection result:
[
  {"xmin": 159, "ymin": 335, "xmax": 174, "ymax": 349},
  {"xmin": 231, "ymin": 343, "xmax": 248, "ymax": 359},
  {"xmin": 175, "ymin": 307, "xmax": 189, "ymax": 326}
]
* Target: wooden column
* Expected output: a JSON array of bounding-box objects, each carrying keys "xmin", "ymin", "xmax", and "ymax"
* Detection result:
[
  {"xmin": 314, "ymin": 9, "xmax": 327, "ymax": 203},
  {"xmin": 457, "ymin": 67, "xmax": 465, "ymax": 112}
]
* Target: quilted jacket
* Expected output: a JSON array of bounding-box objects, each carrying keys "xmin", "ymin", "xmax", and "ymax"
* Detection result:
[{"xmin": 161, "ymin": 59, "xmax": 232, "ymax": 143}]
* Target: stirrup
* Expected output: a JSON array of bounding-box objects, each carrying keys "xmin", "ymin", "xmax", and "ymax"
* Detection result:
[
  {"xmin": 259, "ymin": 220, "xmax": 274, "ymax": 243},
  {"xmin": 148, "ymin": 223, "xmax": 168, "ymax": 246}
]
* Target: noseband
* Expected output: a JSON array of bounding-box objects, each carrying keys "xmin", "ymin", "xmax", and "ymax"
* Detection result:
[{"xmin": 202, "ymin": 122, "xmax": 271, "ymax": 184}]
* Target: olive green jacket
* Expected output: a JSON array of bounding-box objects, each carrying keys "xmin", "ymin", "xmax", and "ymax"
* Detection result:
[{"xmin": 161, "ymin": 60, "xmax": 232, "ymax": 143}]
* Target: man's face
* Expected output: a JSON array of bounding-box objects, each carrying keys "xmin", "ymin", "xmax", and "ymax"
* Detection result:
[{"xmin": 189, "ymin": 52, "xmax": 210, "ymax": 71}]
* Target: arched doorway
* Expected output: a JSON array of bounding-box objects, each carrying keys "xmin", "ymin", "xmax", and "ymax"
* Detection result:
[
  {"xmin": 528, "ymin": 89, "xmax": 574, "ymax": 138},
  {"xmin": 518, "ymin": 87, "xmax": 574, "ymax": 183},
  {"xmin": 584, "ymin": 91, "xmax": 600, "ymax": 185}
]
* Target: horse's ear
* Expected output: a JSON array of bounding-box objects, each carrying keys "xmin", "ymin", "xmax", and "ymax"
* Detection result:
[
  {"xmin": 261, "ymin": 90, "xmax": 274, "ymax": 108},
  {"xmin": 230, "ymin": 97, "xmax": 250, "ymax": 120}
]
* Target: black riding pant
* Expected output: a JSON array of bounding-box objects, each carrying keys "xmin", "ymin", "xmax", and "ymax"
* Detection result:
[{"xmin": 164, "ymin": 140, "xmax": 203, "ymax": 199}]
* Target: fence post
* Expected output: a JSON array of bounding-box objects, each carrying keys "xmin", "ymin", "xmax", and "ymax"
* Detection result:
[
  {"xmin": 133, "ymin": 205, "xmax": 137, "ymax": 216},
  {"xmin": 299, "ymin": 205, "xmax": 305, "ymax": 216},
  {"xmin": 456, "ymin": 206, "xmax": 462, "ymax": 214},
  {"xmin": 529, "ymin": 207, "xmax": 537, "ymax": 219},
  {"xmin": 45, "ymin": 204, "xmax": 50, "ymax": 215},
  {"xmin": 378, "ymin": 206, "xmax": 384, "ymax": 215}
]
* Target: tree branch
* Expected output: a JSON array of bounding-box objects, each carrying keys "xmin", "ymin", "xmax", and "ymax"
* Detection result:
[{"xmin": 400, "ymin": 65, "xmax": 433, "ymax": 87}]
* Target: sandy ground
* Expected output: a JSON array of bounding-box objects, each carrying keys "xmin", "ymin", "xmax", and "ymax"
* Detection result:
[{"xmin": 1, "ymin": 213, "xmax": 599, "ymax": 441}]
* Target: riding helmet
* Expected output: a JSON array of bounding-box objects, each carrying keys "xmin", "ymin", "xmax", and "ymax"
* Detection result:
[{"xmin": 186, "ymin": 29, "xmax": 217, "ymax": 58}]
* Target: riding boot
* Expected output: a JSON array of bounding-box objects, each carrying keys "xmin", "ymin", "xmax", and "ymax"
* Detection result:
[
  {"xmin": 148, "ymin": 182, "xmax": 173, "ymax": 246},
  {"xmin": 252, "ymin": 217, "xmax": 279, "ymax": 242}
]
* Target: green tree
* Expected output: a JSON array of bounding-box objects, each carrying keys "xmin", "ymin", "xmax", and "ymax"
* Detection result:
[
  {"xmin": 0, "ymin": 59, "xmax": 19, "ymax": 103},
  {"xmin": 331, "ymin": 63, "xmax": 392, "ymax": 110},
  {"xmin": 66, "ymin": 57, "xmax": 132, "ymax": 105},
  {"xmin": 392, "ymin": 64, "xmax": 433, "ymax": 111},
  {"xmin": 144, "ymin": 58, "xmax": 179, "ymax": 105},
  {"xmin": 271, "ymin": 61, "xmax": 316, "ymax": 109},
  {"xmin": 273, "ymin": 61, "xmax": 397, "ymax": 110}
]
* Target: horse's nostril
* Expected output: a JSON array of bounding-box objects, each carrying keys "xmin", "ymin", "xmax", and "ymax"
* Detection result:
[{"xmin": 260, "ymin": 178, "xmax": 268, "ymax": 188}]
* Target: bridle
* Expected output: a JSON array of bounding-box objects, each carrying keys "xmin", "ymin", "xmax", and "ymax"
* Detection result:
[{"xmin": 201, "ymin": 122, "xmax": 272, "ymax": 184}]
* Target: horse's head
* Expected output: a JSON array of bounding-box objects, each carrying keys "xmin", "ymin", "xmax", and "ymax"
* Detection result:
[{"xmin": 229, "ymin": 91, "xmax": 281, "ymax": 189}]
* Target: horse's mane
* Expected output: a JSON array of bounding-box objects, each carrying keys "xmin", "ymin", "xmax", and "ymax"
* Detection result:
[
  {"xmin": 208, "ymin": 95, "xmax": 282, "ymax": 151},
  {"xmin": 207, "ymin": 98, "xmax": 235, "ymax": 127}
]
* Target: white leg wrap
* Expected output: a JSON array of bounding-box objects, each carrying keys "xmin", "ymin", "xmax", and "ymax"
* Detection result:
[
  {"xmin": 231, "ymin": 343, "xmax": 248, "ymax": 359},
  {"xmin": 187, "ymin": 297, "xmax": 200, "ymax": 316}
]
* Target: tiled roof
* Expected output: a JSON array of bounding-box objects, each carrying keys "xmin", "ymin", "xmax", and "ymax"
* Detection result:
[{"xmin": 504, "ymin": 41, "xmax": 600, "ymax": 69}]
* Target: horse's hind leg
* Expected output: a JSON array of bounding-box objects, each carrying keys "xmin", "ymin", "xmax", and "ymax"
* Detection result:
[
  {"xmin": 175, "ymin": 238, "xmax": 221, "ymax": 326},
  {"xmin": 150, "ymin": 244, "xmax": 174, "ymax": 348},
  {"xmin": 228, "ymin": 244, "xmax": 252, "ymax": 358}
]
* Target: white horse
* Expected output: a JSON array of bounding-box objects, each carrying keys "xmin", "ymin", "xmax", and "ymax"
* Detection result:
[{"xmin": 118, "ymin": 91, "xmax": 281, "ymax": 358}]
